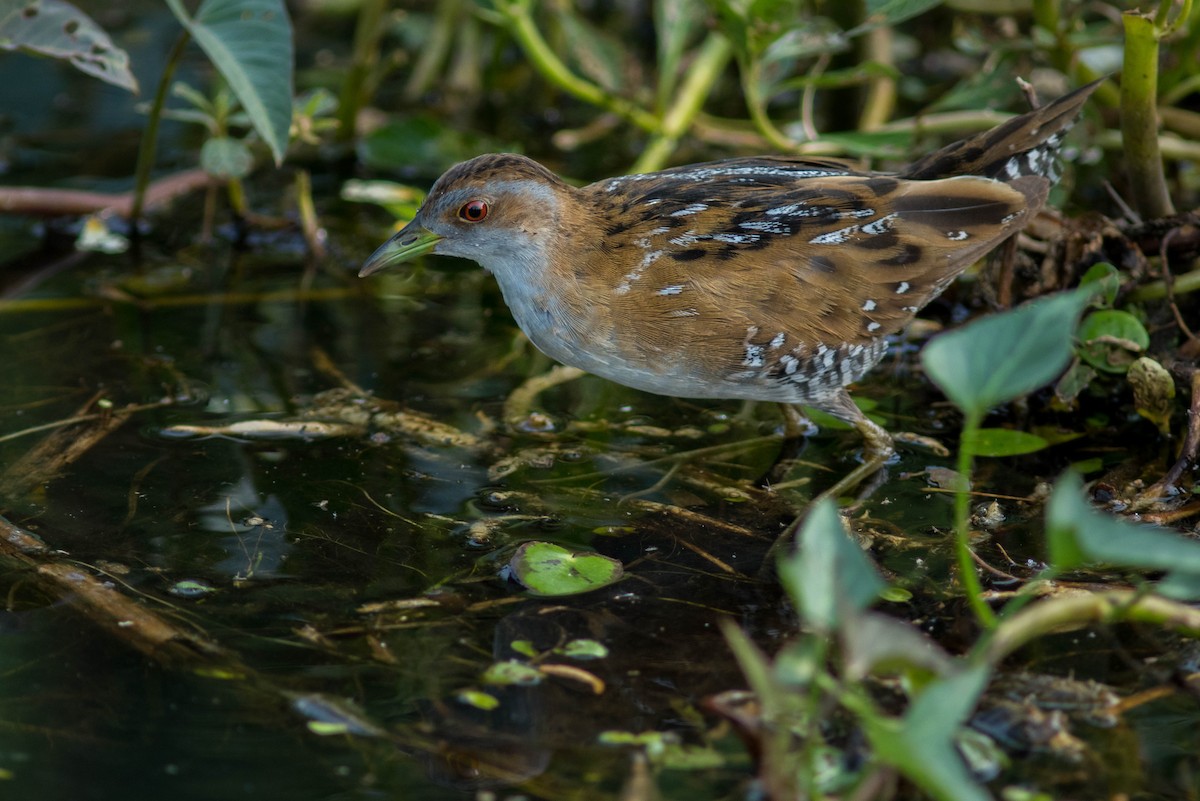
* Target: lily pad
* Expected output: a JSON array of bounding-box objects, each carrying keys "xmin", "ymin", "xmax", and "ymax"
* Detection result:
[{"xmin": 509, "ymin": 541, "xmax": 624, "ymax": 597}]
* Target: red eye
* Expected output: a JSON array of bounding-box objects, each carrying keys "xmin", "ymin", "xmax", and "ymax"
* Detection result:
[{"xmin": 458, "ymin": 199, "xmax": 489, "ymax": 222}]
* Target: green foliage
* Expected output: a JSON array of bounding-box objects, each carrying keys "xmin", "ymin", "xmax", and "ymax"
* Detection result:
[
  {"xmin": 0, "ymin": 0, "xmax": 137, "ymax": 91},
  {"xmin": 778, "ymin": 499, "xmax": 884, "ymax": 633},
  {"xmin": 922, "ymin": 288, "xmax": 1097, "ymax": 421},
  {"xmin": 508, "ymin": 541, "xmax": 624, "ymax": 596},
  {"xmin": 164, "ymin": 0, "xmax": 294, "ymax": 165},
  {"xmin": 1076, "ymin": 309, "xmax": 1150, "ymax": 374},
  {"xmin": 1046, "ymin": 471, "xmax": 1200, "ymax": 597}
]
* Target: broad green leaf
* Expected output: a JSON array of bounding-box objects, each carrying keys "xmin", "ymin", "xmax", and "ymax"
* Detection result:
[
  {"xmin": 777, "ymin": 499, "xmax": 885, "ymax": 632},
  {"xmin": 961, "ymin": 428, "xmax": 1049, "ymax": 457},
  {"xmin": 1076, "ymin": 309, "xmax": 1149, "ymax": 374},
  {"xmin": 165, "ymin": 0, "xmax": 293, "ymax": 165},
  {"xmin": 509, "ymin": 541, "xmax": 624, "ymax": 596},
  {"xmin": 921, "ymin": 288, "xmax": 1095, "ymax": 418},
  {"xmin": 842, "ymin": 611, "xmax": 955, "ymax": 685},
  {"xmin": 1046, "ymin": 472, "xmax": 1200, "ymax": 586},
  {"xmin": 865, "ymin": 665, "xmax": 992, "ymax": 801},
  {"xmin": 0, "ymin": 0, "xmax": 137, "ymax": 92}
]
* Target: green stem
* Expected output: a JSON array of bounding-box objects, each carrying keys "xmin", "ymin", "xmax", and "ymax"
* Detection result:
[
  {"xmin": 337, "ymin": 0, "xmax": 388, "ymax": 142},
  {"xmin": 857, "ymin": 25, "xmax": 895, "ymax": 131},
  {"xmin": 403, "ymin": 0, "xmax": 461, "ymax": 102},
  {"xmin": 496, "ymin": 0, "xmax": 659, "ymax": 132},
  {"xmin": 955, "ymin": 411, "xmax": 998, "ymax": 629},
  {"xmin": 130, "ymin": 31, "xmax": 190, "ymax": 224},
  {"xmin": 1127, "ymin": 267, "xmax": 1200, "ymax": 302},
  {"xmin": 742, "ymin": 58, "xmax": 797, "ymax": 152},
  {"xmin": 1121, "ymin": 11, "xmax": 1176, "ymax": 219},
  {"xmin": 630, "ymin": 33, "xmax": 732, "ymax": 174}
]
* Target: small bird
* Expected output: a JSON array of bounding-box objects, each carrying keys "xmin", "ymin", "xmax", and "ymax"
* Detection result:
[{"xmin": 361, "ymin": 80, "xmax": 1100, "ymax": 494}]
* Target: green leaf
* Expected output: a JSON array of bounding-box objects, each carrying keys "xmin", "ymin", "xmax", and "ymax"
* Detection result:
[
  {"xmin": 509, "ymin": 541, "xmax": 624, "ymax": 597},
  {"xmin": 777, "ymin": 499, "xmax": 885, "ymax": 633},
  {"xmin": 1076, "ymin": 309, "xmax": 1149, "ymax": 374},
  {"xmin": 653, "ymin": 0, "xmax": 699, "ymax": 106},
  {"xmin": 961, "ymin": 428, "xmax": 1049, "ymax": 457},
  {"xmin": 842, "ymin": 611, "xmax": 955, "ymax": 685},
  {"xmin": 456, "ymin": 689, "xmax": 500, "ymax": 710},
  {"xmin": 165, "ymin": 0, "xmax": 293, "ymax": 165},
  {"xmin": 553, "ymin": 6, "xmax": 624, "ymax": 92},
  {"xmin": 1079, "ymin": 262, "xmax": 1121, "ymax": 307},
  {"xmin": 852, "ymin": 0, "xmax": 944, "ymax": 34},
  {"xmin": 200, "ymin": 136, "xmax": 254, "ymax": 179},
  {"xmin": 0, "ymin": 0, "xmax": 137, "ymax": 92},
  {"xmin": 1046, "ymin": 472, "xmax": 1200, "ymax": 584},
  {"xmin": 865, "ymin": 665, "xmax": 992, "ymax": 801},
  {"xmin": 481, "ymin": 659, "xmax": 542, "ymax": 686},
  {"xmin": 921, "ymin": 288, "xmax": 1096, "ymax": 419},
  {"xmin": 556, "ymin": 639, "xmax": 609, "ymax": 660}
]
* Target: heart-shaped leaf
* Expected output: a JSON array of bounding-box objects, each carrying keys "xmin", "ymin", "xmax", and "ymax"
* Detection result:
[{"xmin": 509, "ymin": 541, "xmax": 623, "ymax": 597}]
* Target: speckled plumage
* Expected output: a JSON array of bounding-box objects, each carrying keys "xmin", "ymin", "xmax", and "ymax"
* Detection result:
[{"xmin": 362, "ymin": 80, "xmax": 1100, "ymax": 491}]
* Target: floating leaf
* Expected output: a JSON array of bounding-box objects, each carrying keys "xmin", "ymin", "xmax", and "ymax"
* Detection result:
[
  {"xmin": 1077, "ymin": 309, "xmax": 1149, "ymax": 374},
  {"xmin": 509, "ymin": 541, "xmax": 624, "ymax": 596},
  {"xmin": 0, "ymin": 0, "xmax": 137, "ymax": 91},
  {"xmin": 456, "ymin": 690, "xmax": 500, "ymax": 710},
  {"xmin": 481, "ymin": 659, "xmax": 543, "ymax": 686},
  {"xmin": 777, "ymin": 499, "xmax": 885, "ymax": 633},
  {"xmin": 922, "ymin": 288, "xmax": 1095, "ymax": 419},
  {"xmin": 165, "ymin": 0, "xmax": 294, "ymax": 165},
  {"xmin": 556, "ymin": 639, "xmax": 609, "ymax": 660},
  {"xmin": 961, "ymin": 428, "xmax": 1049, "ymax": 457}
]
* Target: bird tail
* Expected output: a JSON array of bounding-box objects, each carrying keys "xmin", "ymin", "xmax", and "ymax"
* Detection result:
[{"xmin": 901, "ymin": 79, "xmax": 1102, "ymax": 185}]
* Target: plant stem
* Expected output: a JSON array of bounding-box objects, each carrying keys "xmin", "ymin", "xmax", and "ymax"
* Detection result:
[
  {"xmin": 337, "ymin": 0, "xmax": 388, "ymax": 142},
  {"xmin": 496, "ymin": 0, "xmax": 659, "ymax": 132},
  {"xmin": 858, "ymin": 26, "xmax": 895, "ymax": 131},
  {"xmin": 742, "ymin": 57, "xmax": 798, "ymax": 152},
  {"xmin": 630, "ymin": 33, "xmax": 732, "ymax": 174},
  {"xmin": 955, "ymin": 411, "xmax": 998, "ymax": 629},
  {"xmin": 1121, "ymin": 11, "xmax": 1176, "ymax": 220},
  {"xmin": 130, "ymin": 31, "xmax": 191, "ymax": 225}
]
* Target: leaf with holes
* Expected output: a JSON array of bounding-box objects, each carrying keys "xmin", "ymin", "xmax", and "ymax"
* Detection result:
[{"xmin": 0, "ymin": 0, "xmax": 137, "ymax": 91}]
